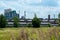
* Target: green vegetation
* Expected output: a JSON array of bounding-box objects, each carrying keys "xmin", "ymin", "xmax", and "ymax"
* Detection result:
[
  {"xmin": 32, "ymin": 13, "xmax": 41, "ymax": 28},
  {"xmin": 0, "ymin": 13, "xmax": 60, "ymax": 40},
  {"xmin": 0, "ymin": 27, "xmax": 60, "ymax": 40},
  {"xmin": 27, "ymin": 24, "xmax": 32, "ymax": 27},
  {"xmin": 0, "ymin": 13, "xmax": 60, "ymax": 28},
  {"xmin": 13, "ymin": 16, "xmax": 19, "ymax": 27},
  {"xmin": 58, "ymin": 13, "xmax": 60, "ymax": 26},
  {"xmin": 48, "ymin": 22, "xmax": 51, "ymax": 27},
  {"xmin": 0, "ymin": 14, "xmax": 7, "ymax": 28}
]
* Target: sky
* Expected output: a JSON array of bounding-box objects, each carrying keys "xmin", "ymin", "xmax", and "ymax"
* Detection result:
[{"xmin": 0, "ymin": 0, "xmax": 60, "ymax": 19}]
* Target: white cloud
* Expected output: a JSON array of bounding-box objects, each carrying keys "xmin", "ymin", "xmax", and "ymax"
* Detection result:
[
  {"xmin": 57, "ymin": 0, "xmax": 60, "ymax": 6},
  {"xmin": 25, "ymin": 0, "xmax": 42, "ymax": 4},
  {"xmin": 0, "ymin": 0, "xmax": 60, "ymax": 18}
]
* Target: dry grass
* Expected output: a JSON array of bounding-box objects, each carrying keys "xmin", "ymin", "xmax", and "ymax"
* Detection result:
[{"xmin": 0, "ymin": 27, "xmax": 60, "ymax": 40}]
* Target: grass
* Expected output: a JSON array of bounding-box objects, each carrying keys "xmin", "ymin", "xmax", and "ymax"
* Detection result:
[{"xmin": 0, "ymin": 27, "xmax": 60, "ymax": 40}]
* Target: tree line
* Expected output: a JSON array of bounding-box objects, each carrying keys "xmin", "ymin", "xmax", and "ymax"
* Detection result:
[{"xmin": 0, "ymin": 13, "xmax": 60, "ymax": 28}]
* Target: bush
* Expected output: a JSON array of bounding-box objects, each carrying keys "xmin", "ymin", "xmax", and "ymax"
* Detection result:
[
  {"xmin": 13, "ymin": 16, "xmax": 19, "ymax": 27},
  {"xmin": 27, "ymin": 24, "xmax": 32, "ymax": 27},
  {"xmin": 32, "ymin": 14, "xmax": 41, "ymax": 28},
  {"xmin": 48, "ymin": 23, "xmax": 51, "ymax": 27},
  {"xmin": 0, "ymin": 14, "xmax": 7, "ymax": 28},
  {"xmin": 58, "ymin": 13, "xmax": 60, "ymax": 26}
]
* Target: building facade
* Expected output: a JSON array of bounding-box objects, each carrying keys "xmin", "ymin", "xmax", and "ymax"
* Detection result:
[
  {"xmin": 6, "ymin": 19, "xmax": 58, "ymax": 27},
  {"xmin": 4, "ymin": 9, "xmax": 19, "ymax": 20}
]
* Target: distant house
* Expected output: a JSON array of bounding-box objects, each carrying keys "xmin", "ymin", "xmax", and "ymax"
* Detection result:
[
  {"xmin": 6, "ymin": 18, "xmax": 58, "ymax": 27},
  {"xmin": 4, "ymin": 9, "xmax": 19, "ymax": 20}
]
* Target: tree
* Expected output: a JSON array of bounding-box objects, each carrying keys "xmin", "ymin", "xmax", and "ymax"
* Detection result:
[
  {"xmin": 48, "ymin": 22, "xmax": 51, "ymax": 27},
  {"xmin": 32, "ymin": 13, "xmax": 41, "ymax": 28},
  {"xmin": 27, "ymin": 24, "xmax": 32, "ymax": 27},
  {"xmin": 13, "ymin": 16, "xmax": 19, "ymax": 27},
  {"xmin": 58, "ymin": 13, "xmax": 60, "ymax": 26},
  {"xmin": 0, "ymin": 14, "xmax": 7, "ymax": 28}
]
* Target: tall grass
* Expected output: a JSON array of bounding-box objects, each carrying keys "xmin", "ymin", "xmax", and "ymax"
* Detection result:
[{"xmin": 0, "ymin": 27, "xmax": 60, "ymax": 40}]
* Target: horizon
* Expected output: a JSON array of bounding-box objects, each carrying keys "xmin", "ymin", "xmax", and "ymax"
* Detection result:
[{"xmin": 0, "ymin": 0, "xmax": 60, "ymax": 19}]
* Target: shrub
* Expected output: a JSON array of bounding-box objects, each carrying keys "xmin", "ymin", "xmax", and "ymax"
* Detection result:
[
  {"xmin": 27, "ymin": 24, "xmax": 32, "ymax": 27},
  {"xmin": 48, "ymin": 22, "xmax": 51, "ymax": 27},
  {"xmin": 58, "ymin": 13, "xmax": 60, "ymax": 26},
  {"xmin": 32, "ymin": 14, "xmax": 41, "ymax": 28},
  {"xmin": 0, "ymin": 14, "xmax": 7, "ymax": 28},
  {"xmin": 13, "ymin": 16, "xmax": 19, "ymax": 27}
]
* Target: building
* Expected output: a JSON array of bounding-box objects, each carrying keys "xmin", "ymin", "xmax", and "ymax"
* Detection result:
[
  {"xmin": 4, "ymin": 9, "xmax": 58, "ymax": 27},
  {"xmin": 4, "ymin": 9, "xmax": 19, "ymax": 20},
  {"xmin": 6, "ymin": 18, "xmax": 58, "ymax": 27},
  {"xmin": 48, "ymin": 14, "xmax": 50, "ymax": 22}
]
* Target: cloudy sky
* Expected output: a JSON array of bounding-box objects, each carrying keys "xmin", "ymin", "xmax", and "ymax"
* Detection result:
[{"xmin": 0, "ymin": 0, "xmax": 60, "ymax": 19}]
